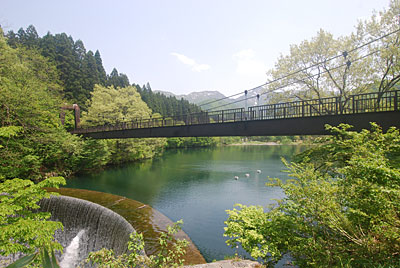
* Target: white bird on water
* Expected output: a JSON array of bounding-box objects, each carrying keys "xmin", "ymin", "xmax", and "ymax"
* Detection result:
[
  {"xmin": 245, "ymin": 174, "xmax": 250, "ymax": 177},
  {"xmin": 257, "ymin": 170, "xmax": 262, "ymax": 174},
  {"xmin": 234, "ymin": 176, "xmax": 239, "ymax": 180}
]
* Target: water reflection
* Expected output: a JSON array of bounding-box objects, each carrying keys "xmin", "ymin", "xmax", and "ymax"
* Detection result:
[{"xmin": 68, "ymin": 145, "xmax": 306, "ymax": 262}]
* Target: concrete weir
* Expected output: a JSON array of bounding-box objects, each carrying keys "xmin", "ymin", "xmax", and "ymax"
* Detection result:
[
  {"xmin": 1, "ymin": 195, "xmax": 138, "ymax": 267},
  {"xmin": 38, "ymin": 195, "xmax": 137, "ymax": 266}
]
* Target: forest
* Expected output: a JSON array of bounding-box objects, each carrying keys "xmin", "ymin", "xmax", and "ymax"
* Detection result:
[
  {"xmin": 1, "ymin": 1, "xmax": 400, "ymax": 266},
  {"xmin": 0, "ymin": 25, "xmax": 225, "ymax": 181}
]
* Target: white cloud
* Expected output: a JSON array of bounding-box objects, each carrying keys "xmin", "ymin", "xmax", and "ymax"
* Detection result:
[
  {"xmin": 232, "ymin": 49, "xmax": 266, "ymax": 77},
  {"xmin": 171, "ymin": 52, "xmax": 210, "ymax": 72}
]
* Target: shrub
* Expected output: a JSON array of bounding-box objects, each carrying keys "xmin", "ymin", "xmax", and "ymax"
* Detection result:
[{"xmin": 224, "ymin": 124, "xmax": 400, "ymax": 267}]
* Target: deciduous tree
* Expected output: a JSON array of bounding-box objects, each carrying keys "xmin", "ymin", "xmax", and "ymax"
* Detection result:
[
  {"xmin": 265, "ymin": 1, "xmax": 400, "ymax": 113},
  {"xmin": 82, "ymin": 85, "xmax": 166, "ymax": 164}
]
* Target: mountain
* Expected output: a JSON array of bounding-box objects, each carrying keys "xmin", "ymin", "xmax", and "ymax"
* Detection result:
[
  {"xmin": 153, "ymin": 90, "xmax": 235, "ymax": 110},
  {"xmin": 154, "ymin": 89, "xmax": 268, "ymax": 111},
  {"xmin": 234, "ymin": 88, "xmax": 268, "ymax": 107}
]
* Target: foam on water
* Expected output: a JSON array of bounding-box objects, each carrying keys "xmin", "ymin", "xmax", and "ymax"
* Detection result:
[
  {"xmin": 60, "ymin": 229, "xmax": 86, "ymax": 268},
  {"xmin": 38, "ymin": 195, "xmax": 138, "ymax": 267}
]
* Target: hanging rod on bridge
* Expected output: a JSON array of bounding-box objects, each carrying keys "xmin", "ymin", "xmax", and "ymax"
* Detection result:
[
  {"xmin": 72, "ymin": 90, "xmax": 400, "ymax": 136},
  {"xmin": 206, "ymin": 47, "xmax": 384, "ymax": 112},
  {"xmin": 200, "ymin": 28, "xmax": 400, "ymax": 110}
]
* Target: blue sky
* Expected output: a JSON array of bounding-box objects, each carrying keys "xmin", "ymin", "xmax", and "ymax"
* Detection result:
[{"xmin": 1, "ymin": 0, "xmax": 389, "ymax": 96}]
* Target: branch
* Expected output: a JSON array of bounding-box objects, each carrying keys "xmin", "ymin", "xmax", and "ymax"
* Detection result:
[
  {"xmin": 341, "ymin": 62, "xmax": 351, "ymax": 100},
  {"xmin": 322, "ymin": 64, "xmax": 344, "ymax": 97}
]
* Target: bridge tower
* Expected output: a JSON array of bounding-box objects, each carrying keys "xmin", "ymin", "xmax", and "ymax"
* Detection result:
[{"xmin": 60, "ymin": 104, "xmax": 80, "ymax": 129}]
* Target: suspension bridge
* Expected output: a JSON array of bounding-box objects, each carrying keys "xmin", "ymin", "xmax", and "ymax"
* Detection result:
[
  {"xmin": 67, "ymin": 29, "xmax": 400, "ymax": 139},
  {"xmin": 71, "ymin": 90, "xmax": 400, "ymax": 139}
]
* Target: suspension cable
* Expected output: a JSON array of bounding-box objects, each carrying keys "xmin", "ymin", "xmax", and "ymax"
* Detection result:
[{"xmin": 199, "ymin": 28, "xmax": 400, "ymax": 109}]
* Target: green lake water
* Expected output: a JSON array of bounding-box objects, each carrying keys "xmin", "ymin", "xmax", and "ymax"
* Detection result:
[{"xmin": 67, "ymin": 145, "xmax": 305, "ymax": 262}]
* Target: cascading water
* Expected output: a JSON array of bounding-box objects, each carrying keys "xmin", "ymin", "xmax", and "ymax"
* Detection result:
[
  {"xmin": 38, "ymin": 195, "xmax": 141, "ymax": 267},
  {"xmin": 59, "ymin": 229, "xmax": 86, "ymax": 268}
]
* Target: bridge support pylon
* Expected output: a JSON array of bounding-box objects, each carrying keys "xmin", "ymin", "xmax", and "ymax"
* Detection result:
[{"xmin": 60, "ymin": 104, "xmax": 80, "ymax": 129}]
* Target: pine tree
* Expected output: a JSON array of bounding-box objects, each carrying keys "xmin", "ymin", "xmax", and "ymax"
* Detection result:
[
  {"xmin": 24, "ymin": 25, "xmax": 39, "ymax": 48},
  {"xmin": 107, "ymin": 68, "xmax": 130, "ymax": 88},
  {"xmin": 94, "ymin": 50, "xmax": 107, "ymax": 85},
  {"xmin": 82, "ymin": 50, "xmax": 100, "ymax": 101}
]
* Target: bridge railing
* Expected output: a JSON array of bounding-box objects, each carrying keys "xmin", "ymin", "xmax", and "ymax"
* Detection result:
[{"xmin": 72, "ymin": 90, "xmax": 399, "ymax": 134}]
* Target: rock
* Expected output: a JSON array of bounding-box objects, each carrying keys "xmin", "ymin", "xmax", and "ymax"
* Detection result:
[{"xmin": 183, "ymin": 259, "xmax": 262, "ymax": 268}]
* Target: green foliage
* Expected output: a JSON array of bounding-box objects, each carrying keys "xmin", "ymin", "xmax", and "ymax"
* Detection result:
[
  {"xmin": 135, "ymin": 83, "xmax": 224, "ymax": 148},
  {"xmin": 6, "ymin": 253, "xmax": 37, "ymax": 268},
  {"xmin": 0, "ymin": 126, "xmax": 23, "ymax": 139},
  {"xmin": 6, "ymin": 26, "xmax": 111, "ymax": 111},
  {"xmin": 356, "ymin": 0, "xmax": 400, "ymax": 95},
  {"xmin": 6, "ymin": 25, "xmax": 131, "ymax": 111},
  {"xmin": 0, "ymin": 177, "xmax": 65, "ymax": 256},
  {"xmin": 40, "ymin": 247, "xmax": 60, "ymax": 268},
  {"xmin": 0, "ymin": 31, "xmax": 108, "ymax": 179},
  {"xmin": 107, "ymin": 68, "xmax": 130, "ymax": 89},
  {"xmin": 82, "ymin": 84, "xmax": 166, "ymax": 164},
  {"xmin": 248, "ymin": 136, "xmax": 300, "ymax": 144},
  {"xmin": 166, "ymin": 137, "xmax": 218, "ymax": 149},
  {"xmin": 152, "ymin": 220, "xmax": 188, "ymax": 268},
  {"xmin": 264, "ymin": 1, "xmax": 400, "ymax": 106},
  {"xmin": 0, "ymin": 31, "xmax": 62, "ymax": 179},
  {"xmin": 217, "ymin": 136, "xmax": 242, "ymax": 145},
  {"xmin": 224, "ymin": 124, "xmax": 400, "ymax": 267},
  {"xmin": 6, "ymin": 247, "xmax": 61, "ymax": 268},
  {"xmin": 86, "ymin": 220, "xmax": 189, "ymax": 268},
  {"xmin": 135, "ymin": 83, "xmax": 201, "ymax": 118},
  {"xmin": 295, "ymin": 123, "xmax": 400, "ymax": 173}
]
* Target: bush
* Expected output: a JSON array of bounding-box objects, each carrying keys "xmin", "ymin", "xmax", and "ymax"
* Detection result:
[
  {"xmin": 86, "ymin": 220, "xmax": 188, "ymax": 268},
  {"xmin": 0, "ymin": 177, "xmax": 65, "ymax": 257},
  {"xmin": 224, "ymin": 124, "xmax": 400, "ymax": 267}
]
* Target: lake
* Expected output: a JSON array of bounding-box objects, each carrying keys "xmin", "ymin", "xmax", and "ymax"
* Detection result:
[{"xmin": 66, "ymin": 145, "xmax": 305, "ymax": 262}]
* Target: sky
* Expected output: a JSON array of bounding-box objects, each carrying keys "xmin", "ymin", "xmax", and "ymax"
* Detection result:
[{"xmin": 1, "ymin": 0, "xmax": 390, "ymax": 96}]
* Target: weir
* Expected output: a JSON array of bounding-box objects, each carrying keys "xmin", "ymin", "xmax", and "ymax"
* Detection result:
[
  {"xmin": 38, "ymin": 195, "xmax": 137, "ymax": 266},
  {"xmin": 0, "ymin": 195, "xmax": 138, "ymax": 267},
  {"xmin": 39, "ymin": 195, "xmax": 135, "ymax": 257}
]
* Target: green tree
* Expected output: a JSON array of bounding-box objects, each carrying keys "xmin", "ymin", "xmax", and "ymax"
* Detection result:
[
  {"xmin": 0, "ymin": 177, "xmax": 65, "ymax": 257},
  {"xmin": 265, "ymin": 29, "xmax": 370, "ymax": 108},
  {"xmin": 134, "ymin": 83, "xmax": 221, "ymax": 149},
  {"xmin": 82, "ymin": 85, "xmax": 166, "ymax": 164},
  {"xmin": 82, "ymin": 50, "xmax": 100, "ymax": 95},
  {"xmin": 0, "ymin": 31, "xmax": 62, "ymax": 179},
  {"xmin": 94, "ymin": 50, "xmax": 107, "ymax": 85},
  {"xmin": 224, "ymin": 123, "xmax": 400, "ymax": 267},
  {"xmin": 0, "ymin": 28, "xmax": 108, "ymax": 179},
  {"xmin": 106, "ymin": 68, "xmax": 130, "ymax": 89},
  {"xmin": 134, "ymin": 83, "xmax": 202, "ymax": 118},
  {"xmin": 166, "ymin": 137, "xmax": 218, "ymax": 149},
  {"xmin": 356, "ymin": 0, "xmax": 400, "ymax": 97},
  {"xmin": 6, "ymin": 27, "xmax": 108, "ymax": 111},
  {"xmin": 264, "ymin": 1, "xmax": 400, "ymax": 110}
]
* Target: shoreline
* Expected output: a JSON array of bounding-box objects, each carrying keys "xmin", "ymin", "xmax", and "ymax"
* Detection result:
[{"xmin": 227, "ymin": 142, "xmax": 298, "ymax": 146}]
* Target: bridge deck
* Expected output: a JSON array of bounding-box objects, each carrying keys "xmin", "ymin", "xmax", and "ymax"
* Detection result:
[{"xmin": 72, "ymin": 91, "xmax": 400, "ymax": 139}]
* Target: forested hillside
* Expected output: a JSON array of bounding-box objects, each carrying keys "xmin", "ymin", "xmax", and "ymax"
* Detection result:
[
  {"xmin": 7, "ymin": 26, "xmax": 127, "ymax": 111},
  {"xmin": 6, "ymin": 25, "xmax": 204, "ymax": 118},
  {"xmin": 6, "ymin": 25, "xmax": 219, "ymax": 148},
  {"xmin": 154, "ymin": 90, "xmax": 242, "ymax": 110},
  {"xmin": 0, "ymin": 25, "xmax": 220, "ymax": 182},
  {"xmin": 135, "ymin": 83, "xmax": 201, "ymax": 117},
  {"xmin": 0, "ymin": 27, "xmax": 110, "ymax": 180}
]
